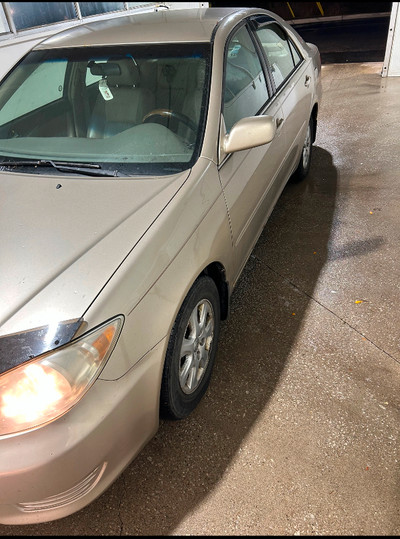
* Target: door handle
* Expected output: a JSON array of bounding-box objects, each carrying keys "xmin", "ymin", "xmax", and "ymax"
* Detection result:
[{"xmin": 304, "ymin": 75, "xmax": 311, "ymax": 87}]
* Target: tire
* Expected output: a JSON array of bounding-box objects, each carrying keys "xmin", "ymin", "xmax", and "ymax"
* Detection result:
[
  {"xmin": 290, "ymin": 116, "xmax": 314, "ymax": 183},
  {"xmin": 160, "ymin": 276, "xmax": 221, "ymax": 420}
]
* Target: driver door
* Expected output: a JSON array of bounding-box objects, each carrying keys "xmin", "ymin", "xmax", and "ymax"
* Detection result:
[{"xmin": 218, "ymin": 23, "xmax": 290, "ymax": 285}]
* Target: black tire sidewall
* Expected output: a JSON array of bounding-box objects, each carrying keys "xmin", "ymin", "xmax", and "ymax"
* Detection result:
[{"xmin": 160, "ymin": 276, "xmax": 221, "ymax": 420}]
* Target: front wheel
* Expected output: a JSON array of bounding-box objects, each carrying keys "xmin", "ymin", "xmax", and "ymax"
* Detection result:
[
  {"xmin": 291, "ymin": 116, "xmax": 314, "ymax": 183},
  {"xmin": 160, "ymin": 276, "xmax": 221, "ymax": 420}
]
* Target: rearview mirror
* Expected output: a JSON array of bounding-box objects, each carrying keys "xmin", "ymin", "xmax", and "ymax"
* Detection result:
[{"xmin": 222, "ymin": 115, "xmax": 276, "ymax": 154}]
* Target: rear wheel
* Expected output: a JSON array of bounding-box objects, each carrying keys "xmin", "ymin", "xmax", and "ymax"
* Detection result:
[
  {"xmin": 160, "ymin": 276, "xmax": 221, "ymax": 420},
  {"xmin": 291, "ymin": 116, "xmax": 314, "ymax": 183}
]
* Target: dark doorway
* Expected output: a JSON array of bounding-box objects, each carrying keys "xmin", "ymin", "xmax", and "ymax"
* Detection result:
[{"xmin": 209, "ymin": 2, "xmax": 392, "ymax": 63}]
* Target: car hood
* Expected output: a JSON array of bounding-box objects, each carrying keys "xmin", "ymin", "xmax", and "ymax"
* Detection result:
[{"xmin": 0, "ymin": 169, "xmax": 189, "ymax": 340}]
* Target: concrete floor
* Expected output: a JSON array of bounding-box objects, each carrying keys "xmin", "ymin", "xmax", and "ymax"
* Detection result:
[{"xmin": 2, "ymin": 63, "xmax": 400, "ymax": 536}]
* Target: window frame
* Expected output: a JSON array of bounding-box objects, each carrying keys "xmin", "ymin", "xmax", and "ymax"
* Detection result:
[
  {"xmin": 220, "ymin": 19, "xmax": 274, "ymax": 134},
  {"xmin": 249, "ymin": 17, "xmax": 305, "ymax": 95},
  {"xmin": 0, "ymin": 42, "xmax": 213, "ymax": 175}
]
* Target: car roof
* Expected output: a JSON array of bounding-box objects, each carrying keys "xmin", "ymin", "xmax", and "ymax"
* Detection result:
[{"xmin": 34, "ymin": 7, "xmax": 268, "ymax": 49}]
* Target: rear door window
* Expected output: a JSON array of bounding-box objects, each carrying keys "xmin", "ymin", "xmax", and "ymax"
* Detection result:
[{"xmin": 254, "ymin": 23, "xmax": 302, "ymax": 89}]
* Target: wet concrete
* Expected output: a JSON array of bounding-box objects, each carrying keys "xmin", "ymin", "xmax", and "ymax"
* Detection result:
[{"xmin": 1, "ymin": 63, "xmax": 400, "ymax": 535}]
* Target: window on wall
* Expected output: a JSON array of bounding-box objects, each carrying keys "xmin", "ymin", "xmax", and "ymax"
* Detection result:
[
  {"xmin": 255, "ymin": 23, "xmax": 302, "ymax": 89},
  {"xmin": 79, "ymin": 2, "xmax": 125, "ymax": 18},
  {"xmin": 0, "ymin": 7, "xmax": 10, "ymax": 34},
  {"xmin": 8, "ymin": 2, "xmax": 78, "ymax": 31},
  {"xmin": 126, "ymin": 2, "xmax": 154, "ymax": 7},
  {"xmin": 3, "ymin": 2, "xmax": 155, "ymax": 34}
]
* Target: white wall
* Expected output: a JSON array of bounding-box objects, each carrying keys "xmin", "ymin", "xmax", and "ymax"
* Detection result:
[
  {"xmin": 382, "ymin": 2, "xmax": 400, "ymax": 77},
  {"xmin": 0, "ymin": 34, "xmax": 48, "ymax": 76}
]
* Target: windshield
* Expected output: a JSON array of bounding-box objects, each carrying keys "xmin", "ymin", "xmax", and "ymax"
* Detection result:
[{"xmin": 0, "ymin": 43, "xmax": 211, "ymax": 176}]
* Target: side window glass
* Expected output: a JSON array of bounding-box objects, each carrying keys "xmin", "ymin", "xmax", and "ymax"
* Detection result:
[
  {"xmin": 255, "ymin": 24, "xmax": 301, "ymax": 89},
  {"xmin": 0, "ymin": 60, "xmax": 67, "ymax": 125},
  {"xmin": 223, "ymin": 25, "xmax": 269, "ymax": 133}
]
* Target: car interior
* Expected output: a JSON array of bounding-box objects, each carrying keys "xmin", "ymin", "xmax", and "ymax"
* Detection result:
[{"xmin": 0, "ymin": 51, "xmax": 208, "ymax": 164}]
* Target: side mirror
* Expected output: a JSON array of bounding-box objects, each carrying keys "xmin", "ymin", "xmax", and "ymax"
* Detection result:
[{"xmin": 222, "ymin": 115, "xmax": 276, "ymax": 154}]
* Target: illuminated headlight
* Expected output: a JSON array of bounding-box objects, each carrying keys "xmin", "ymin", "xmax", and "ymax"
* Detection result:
[{"xmin": 0, "ymin": 317, "xmax": 123, "ymax": 436}]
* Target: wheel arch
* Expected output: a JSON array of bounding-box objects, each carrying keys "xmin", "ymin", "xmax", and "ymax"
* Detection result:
[{"xmin": 201, "ymin": 262, "xmax": 230, "ymax": 321}]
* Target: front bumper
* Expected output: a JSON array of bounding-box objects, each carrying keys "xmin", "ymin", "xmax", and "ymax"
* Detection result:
[{"xmin": 0, "ymin": 339, "xmax": 165, "ymax": 525}]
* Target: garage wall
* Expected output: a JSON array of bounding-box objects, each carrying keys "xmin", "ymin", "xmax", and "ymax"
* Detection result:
[
  {"xmin": 209, "ymin": 1, "xmax": 392, "ymax": 21},
  {"xmin": 0, "ymin": 2, "xmax": 208, "ymax": 79},
  {"xmin": 382, "ymin": 2, "xmax": 400, "ymax": 77}
]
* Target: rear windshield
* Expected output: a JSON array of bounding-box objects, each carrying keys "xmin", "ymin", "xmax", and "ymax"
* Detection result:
[{"xmin": 0, "ymin": 43, "xmax": 211, "ymax": 176}]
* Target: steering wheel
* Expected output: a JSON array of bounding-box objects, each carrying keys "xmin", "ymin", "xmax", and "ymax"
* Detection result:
[{"xmin": 142, "ymin": 108, "xmax": 197, "ymax": 133}]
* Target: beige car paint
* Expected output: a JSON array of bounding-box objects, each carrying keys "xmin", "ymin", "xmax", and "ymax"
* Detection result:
[
  {"xmin": 92, "ymin": 157, "xmax": 233, "ymax": 381},
  {"xmin": 222, "ymin": 115, "xmax": 276, "ymax": 154},
  {"xmin": 0, "ymin": 170, "xmax": 190, "ymax": 336},
  {"xmin": 0, "ymin": 338, "xmax": 166, "ymax": 524}
]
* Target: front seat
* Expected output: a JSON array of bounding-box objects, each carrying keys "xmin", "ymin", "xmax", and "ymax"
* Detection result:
[{"xmin": 87, "ymin": 58, "xmax": 155, "ymax": 138}]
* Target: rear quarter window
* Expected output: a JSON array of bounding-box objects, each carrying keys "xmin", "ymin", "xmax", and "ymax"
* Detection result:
[{"xmin": 255, "ymin": 23, "xmax": 302, "ymax": 89}]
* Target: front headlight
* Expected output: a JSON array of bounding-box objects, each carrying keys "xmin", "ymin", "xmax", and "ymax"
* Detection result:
[{"xmin": 0, "ymin": 316, "xmax": 123, "ymax": 436}]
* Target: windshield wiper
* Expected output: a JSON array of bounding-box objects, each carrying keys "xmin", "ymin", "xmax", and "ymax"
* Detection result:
[{"xmin": 0, "ymin": 159, "xmax": 118, "ymax": 177}]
